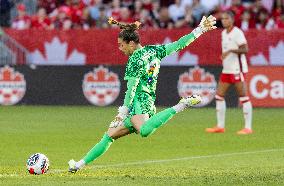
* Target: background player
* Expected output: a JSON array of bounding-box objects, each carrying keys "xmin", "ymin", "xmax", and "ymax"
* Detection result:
[{"xmin": 206, "ymin": 11, "xmax": 253, "ymax": 135}]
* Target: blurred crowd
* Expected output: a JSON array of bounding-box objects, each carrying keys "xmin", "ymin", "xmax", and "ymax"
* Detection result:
[{"xmin": 0, "ymin": 0, "xmax": 283, "ymax": 30}]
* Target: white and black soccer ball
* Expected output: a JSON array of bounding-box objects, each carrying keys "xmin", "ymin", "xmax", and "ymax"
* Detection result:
[{"xmin": 26, "ymin": 153, "xmax": 49, "ymax": 175}]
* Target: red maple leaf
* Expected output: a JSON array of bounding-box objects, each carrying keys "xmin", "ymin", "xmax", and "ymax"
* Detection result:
[
  {"xmin": 0, "ymin": 66, "xmax": 24, "ymax": 82},
  {"xmin": 85, "ymin": 66, "xmax": 118, "ymax": 82},
  {"xmin": 180, "ymin": 67, "xmax": 215, "ymax": 83}
]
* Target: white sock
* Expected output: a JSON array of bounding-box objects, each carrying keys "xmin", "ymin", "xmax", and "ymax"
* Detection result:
[
  {"xmin": 172, "ymin": 103, "xmax": 187, "ymax": 113},
  {"xmin": 243, "ymin": 101, "xmax": 252, "ymax": 130},
  {"xmin": 75, "ymin": 159, "xmax": 86, "ymax": 169},
  {"xmin": 216, "ymin": 99, "xmax": 226, "ymax": 128}
]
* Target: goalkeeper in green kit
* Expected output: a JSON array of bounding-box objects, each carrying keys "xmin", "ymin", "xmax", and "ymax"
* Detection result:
[{"xmin": 69, "ymin": 15, "xmax": 217, "ymax": 173}]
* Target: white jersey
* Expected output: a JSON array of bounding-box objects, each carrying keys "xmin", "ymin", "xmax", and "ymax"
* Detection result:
[{"xmin": 221, "ymin": 27, "xmax": 248, "ymax": 74}]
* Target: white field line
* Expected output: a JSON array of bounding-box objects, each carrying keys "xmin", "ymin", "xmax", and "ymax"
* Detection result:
[{"xmin": 1, "ymin": 148, "xmax": 284, "ymax": 177}]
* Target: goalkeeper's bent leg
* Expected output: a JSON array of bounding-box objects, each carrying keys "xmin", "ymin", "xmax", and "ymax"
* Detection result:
[
  {"xmin": 140, "ymin": 108, "xmax": 177, "ymax": 137},
  {"xmin": 139, "ymin": 95, "xmax": 201, "ymax": 137}
]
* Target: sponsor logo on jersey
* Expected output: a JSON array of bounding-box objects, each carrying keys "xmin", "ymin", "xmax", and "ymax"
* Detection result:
[
  {"xmin": 0, "ymin": 66, "xmax": 26, "ymax": 105},
  {"xmin": 178, "ymin": 67, "xmax": 217, "ymax": 107},
  {"xmin": 82, "ymin": 66, "xmax": 120, "ymax": 106}
]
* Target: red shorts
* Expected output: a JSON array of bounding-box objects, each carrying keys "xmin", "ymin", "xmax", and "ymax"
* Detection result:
[{"xmin": 220, "ymin": 73, "xmax": 246, "ymax": 84}]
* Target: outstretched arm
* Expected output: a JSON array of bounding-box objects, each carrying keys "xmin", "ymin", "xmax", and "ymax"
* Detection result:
[{"xmin": 165, "ymin": 15, "xmax": 217, "ymax": 56}]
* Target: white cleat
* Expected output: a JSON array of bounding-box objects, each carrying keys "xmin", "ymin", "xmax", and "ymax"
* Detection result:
[
  {"xmin": 180, "ymin": 95, "xmax": 202, "ymax": 107},
  {"xmin": 68, "ymin": 159, "xmax": 79, "ymax": 173}
]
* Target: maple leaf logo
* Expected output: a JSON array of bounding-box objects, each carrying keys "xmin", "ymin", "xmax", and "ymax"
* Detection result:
[
  {"xmin": 82, "ymin": 66, "xmax": 121, "ymax": 106},
  {"xmin": 29, "ymin": 37, "xmax": 86, "ymax": 65},
  {"xmin": 178, "ymin": 66, "xmax": 217, "ymax": 107},
  {"xmin": 250, "ymin": 41, "xmax": 284, "ymax": 66},
  {"xmin": 0, "ymin": 66, "xmax": 26, "ymax": 105}
]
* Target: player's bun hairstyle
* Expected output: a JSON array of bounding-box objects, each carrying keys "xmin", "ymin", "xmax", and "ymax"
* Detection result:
[{"xmin": 108, "ymin": 17, "xmax": 141, "ymax": 44}]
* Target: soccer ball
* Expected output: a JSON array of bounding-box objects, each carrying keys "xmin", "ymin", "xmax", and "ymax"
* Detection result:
[{"xmin": 26, "ymin": 153, "xmax": 49, "ymax": 175}]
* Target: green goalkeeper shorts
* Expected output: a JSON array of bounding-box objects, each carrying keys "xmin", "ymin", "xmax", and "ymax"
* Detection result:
[{"xmin": 124, "ymin": 92, "xmax": 156, "ymax": 133}]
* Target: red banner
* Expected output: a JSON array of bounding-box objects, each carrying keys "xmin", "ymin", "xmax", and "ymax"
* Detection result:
[
  {"xmin": 247, "ymin": 67, "xmax": 284, "ymax": 107},
  {"xmin": 3, "ymin": 29, "xmax": 284, "ymax": 66}
]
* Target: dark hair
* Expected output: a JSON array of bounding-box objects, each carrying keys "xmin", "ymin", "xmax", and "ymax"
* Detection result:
[
  {"xmin": 108, "ymin": 17, "xmax": 141, "ymax": 44},
  {"xmin": 223, "ymin": 10, "xmax": 235, "ymax": 20}
]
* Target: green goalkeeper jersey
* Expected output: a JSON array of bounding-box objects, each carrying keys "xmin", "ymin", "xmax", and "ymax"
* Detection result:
[
  {"xmin": 124, "ymin": 45, "xmax": 166, "ymax": 97},
  {"xmin": 123, "ymin": 31, "xmax": 198, "ymax": 109}
]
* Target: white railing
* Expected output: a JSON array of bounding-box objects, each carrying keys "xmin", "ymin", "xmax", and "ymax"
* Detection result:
[{"xmin": 0, "ymin": 29, "xmax": 30, "ymax": 65}]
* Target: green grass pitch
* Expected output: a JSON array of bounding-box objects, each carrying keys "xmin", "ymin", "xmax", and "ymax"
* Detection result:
[{"xmin": 0, "ymin": 106, "xmax": 283, "ymax": 185}]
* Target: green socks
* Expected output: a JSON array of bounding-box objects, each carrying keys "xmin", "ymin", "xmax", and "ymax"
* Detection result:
[
  {"xmin": 83, "ymin": 133, "xmax": 114, "ymax": 164},
  {"xmin": 140, "ymin": 108, "xmax": 176, "ymax": 137}
]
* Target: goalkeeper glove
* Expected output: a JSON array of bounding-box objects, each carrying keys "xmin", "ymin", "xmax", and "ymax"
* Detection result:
[
  {"xmin": 115, "ymin": 106, "xmax": 129, "ymax": 121},
  {"xmin": 193, "ymin": 15, "xmax": 217, "ymax": 38}
]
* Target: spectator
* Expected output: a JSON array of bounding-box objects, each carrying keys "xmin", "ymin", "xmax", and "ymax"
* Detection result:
[
  {"xmin": 139, "ymin": 9, "xmax": 154, "ymax": 29},
  {"xmin": 242, "ymin": 0, "xmax": 254, "ymax": 8},
  {"xmin": 89, "ymin": 0, "xmax": 102, "ymax": 21},
  {"xmin": 37, "ymin": 0, "xmax": 59, "ymax": 14},
  {"xmin": 181, "ymin": 0, "xmax": 192, "ymax": 8},
  {"xmin": 31, "ymin": 7, "xmax": 52, "ymax": 29},
  {"xmin": 157, "ymin": 7, "xmax": 174, "ymax": 29},
  {"xmin": 12, "ymin": 3, "xmax": 31, "ymax": 30},
  {"xmin": 81, "ymin": 0, "xmax": 94, "ymax": 6},
  {"xmin": 271, "ymin": 0, "xmax": 284, "ymax": 20},
  {"xmin": 191, "ymin": 0, "xmax": 206, "ymax": 22},
  {"xmin": 118, "ymin": 6, "xmax": 134, "ymax": 23},
  {"xmin": 229, "ymin": 0, "xmax": 246, "ymax": 27},
  {"xmin": 52, "ymin": 6, "xmax": 73, "ymax": 30},
  {"xmin": 149, "ymin": 0, "xmax": 160, "ymax": 28},
  {"xmin": 250, "ymin": 0, "xmax": 268, "ymax": 21},
  {"xmin": 81, "ymin": 5, "xmax": 94, "ymax": 29},
  {"xmin": 174, "ymin": 5, "xmax": 196, "ymax": 28},
  {"xmin": 121, "ymin": 0, "xmax": 133, "ymax": 8},
  {"xmin": 219, "ymin": 0, "xmax": 232, "ymax": 10},
  {"xmin": 256, "ymin": 9, "xmax": 275, "ymax": 30},
  {"xmin": 240, "ymin": 9, "xmax": 255, "ymax": 30},
  {"xmin": 107, "ymin": 0, "xmax": 121, "ymax": 20},
  {"xmin": 62, "ymin": 17, "xmax": 73, "ymax": 29},
  {"xmin": 69, "ymin": 0, "xmax": 84, "ymax": 28},
  {"xmin": 0, "ymin": 0, "xmax": 14, "ymax": 27},
  {"xmin": 168, "ymin": 0, "xmax": 185, "ymax": 22},
  {"xmin": 275, "ymin": 13, "xmax": 284, "ymax": 28},
  {"xmin": 261, "ymin": 0, "xmax": 274, "ymax": 13},
  {"xmin": 200, "ymin": 0, "xmax": 220, "ymax": 13},
  {"xmin": 208, "ymin": 4, "xmax": 223, "ymax": 28},
  {"xmin": 95, "ymin": 6, "xmax": 109, "ymax": 28},
  {"xmin": 142, "ymin": 0, "xmax": 153, "ymax": 12},
  {"xmin": 133, "ymin": 0, "xmax": 143, "ymax": 21}
]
